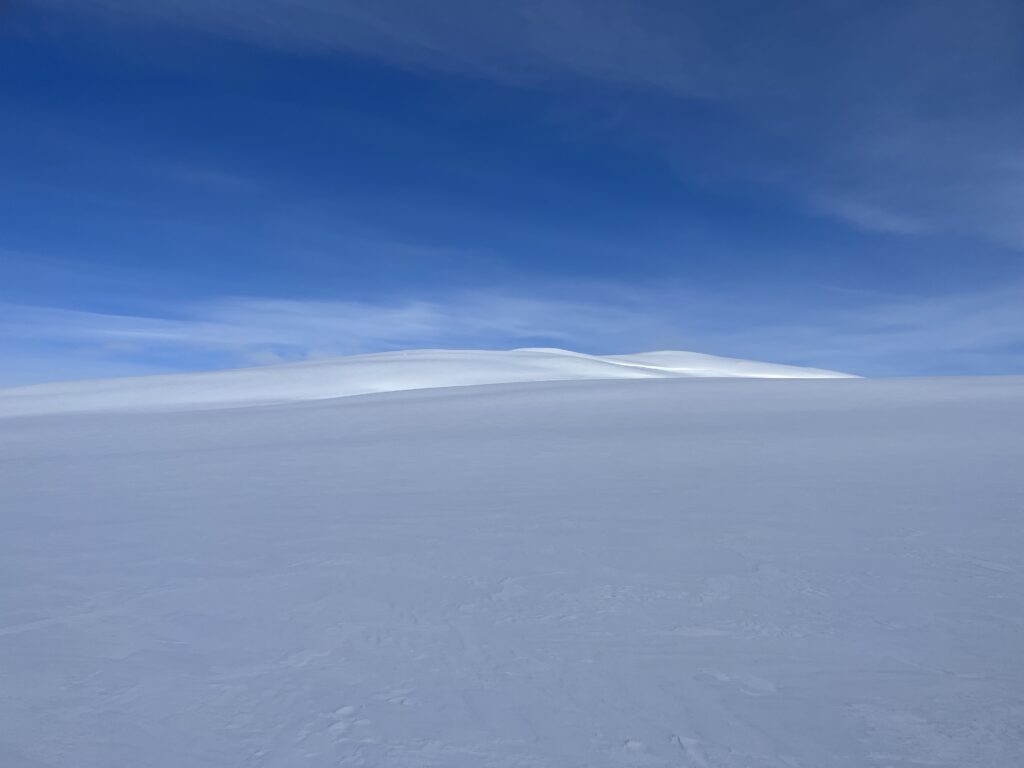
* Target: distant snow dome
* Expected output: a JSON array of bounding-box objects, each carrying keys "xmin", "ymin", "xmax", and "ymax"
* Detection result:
[{"xmin": 0, "ymin": 348, "xmax": 856, "ymax": 417}]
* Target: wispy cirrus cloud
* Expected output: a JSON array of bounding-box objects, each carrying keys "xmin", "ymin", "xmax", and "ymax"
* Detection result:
[
  {"xmin": 809, "ymin": 196, "xmax": 931, "ymax": 237},
  {"xmin": 26, "ymin": 0, "xmax": 1024, "ymax": 248}
]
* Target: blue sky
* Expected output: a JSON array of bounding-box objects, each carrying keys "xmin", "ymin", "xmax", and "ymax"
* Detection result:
[{"xmin": 3, "ymin": 0, "xmax": 1024, "ymax": 383}]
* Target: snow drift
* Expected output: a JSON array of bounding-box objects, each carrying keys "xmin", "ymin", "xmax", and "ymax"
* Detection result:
[{"xmin": 0, "ymin": 347, "xmax": 853, "ymax": 417}]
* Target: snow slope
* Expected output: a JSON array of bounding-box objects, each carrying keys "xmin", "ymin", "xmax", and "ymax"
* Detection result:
[
  {"xmin": 1, "ymin": 372, "xmax": 1022, "ymax": 768},
  {"xmin": 0, "ymin": 347, "xmax": 852, "ymax": 417}
]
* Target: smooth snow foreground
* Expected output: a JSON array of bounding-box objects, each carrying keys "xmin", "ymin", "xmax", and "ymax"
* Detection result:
[{"xmin": 1, "ymin": 372, "xmax": 1022, "ymax": 767}]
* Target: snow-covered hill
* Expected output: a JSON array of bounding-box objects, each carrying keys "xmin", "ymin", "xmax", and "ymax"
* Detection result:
[
  {"xmin": 2, "ymin": 365, "xmax": 1021, "ymax": 768},
  {"xmin": 0, "ymin": 347, "xmax": 853, "ymax": 417}
]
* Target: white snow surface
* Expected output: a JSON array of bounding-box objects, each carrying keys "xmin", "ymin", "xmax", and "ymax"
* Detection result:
[
  {"xmin": 0, "ymin": 347, "xmax": 852, "ymax": 417},
  {"xmin": 1, "ymin": 368, "xmax": 1022, "ymax": 767}
]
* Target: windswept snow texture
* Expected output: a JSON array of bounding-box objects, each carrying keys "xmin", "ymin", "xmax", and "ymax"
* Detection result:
[
  {"xmin": 2, "ymin": 374, "xmax": 1023, "ymax": 767},
  {"xmin": 0, "ymin": 347, "xmax": 852, "ymax": 417}
]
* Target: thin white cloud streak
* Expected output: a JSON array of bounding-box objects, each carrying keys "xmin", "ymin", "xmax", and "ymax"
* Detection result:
[
  {"xmin": 809, "ymin": 196, "xmax": 931, "ymax": 237},
  {"xmin": 29, "ymin": 0, "xmax": 1024, "ymax": 248},
  {"xmin": 3, "ymin": 283, "xmax": 1024, "ymax": 383}
]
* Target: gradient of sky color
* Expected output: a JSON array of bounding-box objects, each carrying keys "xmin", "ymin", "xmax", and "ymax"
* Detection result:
[{"xmin": 3, "ymin": 0, "xmax": 1024, "ymax": 384}]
